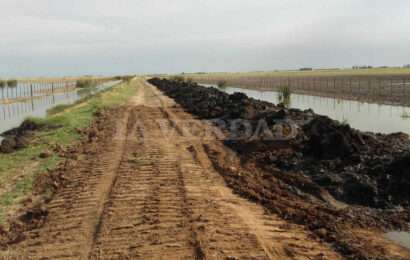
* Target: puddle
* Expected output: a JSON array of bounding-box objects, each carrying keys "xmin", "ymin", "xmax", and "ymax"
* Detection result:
[
  {"xmin": 385, "ymin": 231, "xmax": 410, "ymax": 249},
  {"xmin": 205, "ymin": 84, "xmax": 410, "ymax": 135}
]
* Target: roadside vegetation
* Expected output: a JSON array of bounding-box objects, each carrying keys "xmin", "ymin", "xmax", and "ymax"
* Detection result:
[
  {"xmin": 75, "ymin": 78, "xmax": 98, "ymax": 88},
  {"xmin": 169, "ymin": 75, "xmax": 185, "ymax": 82},
  {"xmin": 0, "ymin": 80, "xmax": 5, "ymax": 99},
  {"xmin": 0, "ymin": 79, "xmax": 137, "ymax": 224},
  {"xmin": 217, "ymin": 80, "xmax": 227, "ymax": 88},
  {"xmin": 114, "ymin": 75, "xmax": 135, "ymax": 83},
  {"xmin": 278, "ymin": 85, "xmax": 292, "ymax": 107}
]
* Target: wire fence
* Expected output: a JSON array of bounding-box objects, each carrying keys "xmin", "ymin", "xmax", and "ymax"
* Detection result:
[
  {"xmin": 0, "ymin": 81, "xmax": 76, "ymax": 104},
  {"xmin": 195, "ymin": 75, "xmax": 410, "ymax": 106}
]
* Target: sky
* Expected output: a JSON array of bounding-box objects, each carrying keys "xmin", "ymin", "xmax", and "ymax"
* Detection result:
[{"xmin": 1, "ymin": 0, "xmax": 410, "ymax": 77}]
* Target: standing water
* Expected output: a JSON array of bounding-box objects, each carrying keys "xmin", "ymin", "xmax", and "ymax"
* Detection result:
[
  {"xmin": 385, "ymin": 232, "xmax": 410, "ymax": 250},
  {"xmin": 213, "ymin": 85, "xmax": 410, "ymax": 135},
  {"xmin": 0, "ymin": 81, "xmax": 121, "ymax": 139},
  {"xmin": 207, "ymin": 84, "xmax": 410, "ymax": 248}
]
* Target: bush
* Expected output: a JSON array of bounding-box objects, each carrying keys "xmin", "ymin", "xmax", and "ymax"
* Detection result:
[
  {"xmin": 113, "ymin": 75, "xmax": 134, "ymax": 82},
  {"xmin": 170, "ymin": 76, "xmax": 185, "ymax": 82},
  {"xmin": 279, "ymin": 85, "xmax": 291, "ymax": 99},
  {"xmin": 122, "ymin": 75, "xmax": 135, "ymax": 83},
  {"xmin": 47, "ymin": 104, "xmax": 73, "ymax": 115},
  {"xmin": 6, "ymin": 79, "xmax": 17, "ymax": 87},
  {"xmin": 278, "ymin": 85, "xmax": 292, "ymax": 107},
  {"xmin": 217, "ymin": 80, "xmax": 227, "ymax": 88},
  {"xmin": 76, "ymin": 79, "xmax": 95, "ymax": 88},
  {"xmin": 0, "ymin": 80, "xmax": 5, "ymax": 88},
  {"xmin": 185, "ymin": 77, "xmax": 194, "ymax": 84}
]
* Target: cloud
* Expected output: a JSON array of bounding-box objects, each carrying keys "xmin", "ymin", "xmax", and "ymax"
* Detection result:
[{"xmin": 0, "ymin": 0, "xmax": 410, "ymax": 76}]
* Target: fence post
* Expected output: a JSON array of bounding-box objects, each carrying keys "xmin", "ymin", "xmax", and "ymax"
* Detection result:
[
  {"xmin": 358, "ymin": 78, "xmax": 361, "ymax": 96},
  {"xmin": 391, "ymin": 79, "xmax": 393, "ymax": 97},
  {"xmin": 367, "ymin": 78, "xmax": 373, "ymax": 96}
]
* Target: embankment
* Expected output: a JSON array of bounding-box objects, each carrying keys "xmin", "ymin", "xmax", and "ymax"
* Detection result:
[{"xmin": 149, "ymin": 77, "xmax": 410, "ymax": 259}]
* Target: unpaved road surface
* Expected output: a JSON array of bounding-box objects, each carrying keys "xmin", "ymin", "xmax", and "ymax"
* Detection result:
[{"xmin": 13, "ymin": 79, "xmax": 341, "ymax": 259}]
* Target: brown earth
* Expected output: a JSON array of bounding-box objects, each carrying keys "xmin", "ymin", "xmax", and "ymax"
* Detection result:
[{"xmin": 1, "ymin": 79, "xmax": 409, "ymax": 259}]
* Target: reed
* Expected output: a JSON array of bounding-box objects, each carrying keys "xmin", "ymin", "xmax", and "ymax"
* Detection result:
[{"xmin": 217, "ymin": 80, "xmax": 227, "ymax": 88}]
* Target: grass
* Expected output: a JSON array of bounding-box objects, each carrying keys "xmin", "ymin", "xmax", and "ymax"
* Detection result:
[
  {"xmin": 76, "ymin": 79, "xmax": 98, "ymax": 88},
  {"xmin": 401, "ymin": 111, "xmax": 410, "ymax": 119},
  {"xmin": 46, "ymin": 104, "xmax": 73, "ymax": 115},
  {"xmin": 279, "ymin": 85, "xmax": 291, "ymax": 99},
  {"xmin": 169, "ymin": 75, "xmax": 185, "ymax": 82},
  {"xmin": 277, "ymin": 85, "xmax": 292, "ymax": 107},
  {"xmin": 340, "ymin": 118, "xmax": 350, "ymax": 125},
  {"xmin": 217, "ymin": 80, "xmax": 228, "ymax": 88},
  {"xmin": 0, "ymin": 79, "xmax": 137, "ymax": 224}
]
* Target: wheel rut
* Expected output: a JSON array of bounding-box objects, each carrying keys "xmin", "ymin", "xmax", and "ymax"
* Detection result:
[{"xmin": 11, "ymin": 79, "xmax": 342, "ymax": 259}]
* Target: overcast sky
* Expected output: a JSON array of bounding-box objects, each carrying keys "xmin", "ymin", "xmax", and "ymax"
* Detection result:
[{"xmin": 1, "ymin": 0, "xmax": 410, "ymax": 77}]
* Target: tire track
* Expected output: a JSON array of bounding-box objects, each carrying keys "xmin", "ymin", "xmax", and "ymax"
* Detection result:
[
  {"xmin": 11, "ymin": 79, "xmax": 342, "ymax": 259},
  {"xmin": 16, "ymin": 108, "xmax": 130, "ymax": 259},
  {"xmin": 90, "ymin": 107, "xmax": 200, "ymax": 259}
]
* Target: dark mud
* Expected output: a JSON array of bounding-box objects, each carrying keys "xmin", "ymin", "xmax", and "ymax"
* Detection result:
[
  {"xmin": 149, "ymin": 77, "xmax": 410, "ymax": 259},
  {"xmin": 0, "ymin": 119, "xmax": 50, "ymax": 153},
  {"xmin": 149, "ymin": 78, "xmax": 410, "ymax": 209}
]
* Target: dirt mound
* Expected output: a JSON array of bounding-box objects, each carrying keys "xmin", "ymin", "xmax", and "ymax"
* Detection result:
[
  {"xmin": 149, "ymin": 78, "xmax": 410, "ymax": 209},
  {"xmin": 149, "ymin": 78, "xmax": 274, "ymax": 120},
  {"xmin": 386, "ymin": 153, "xmax": 410, "ymax": 202},
  {"xmin": 0, "ymin": 136, "xmax": 30, "ymax": 153},
  {"xmin": 149, "ymin": 77, "xmax": 410, "ymax": 259},
  {"xmin": 0, "ymin": 119, "xmax": 46, "ymax": 153},
  {"xmin": 303, "ymin": 116, "xmax": 368, "ymax": 159}
]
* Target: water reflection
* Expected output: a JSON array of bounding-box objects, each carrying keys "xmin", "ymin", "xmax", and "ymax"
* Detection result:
[
  {"xmin": 277, "ymin": 87, "xmax": 292, "ymax": 108},
  {"xmin": 0, "ymin": 81, "xmax": 121, "ymax": 137},
  {"xmin": 217, "ymin": 85, "xmax": 410, "ymax": 135}
]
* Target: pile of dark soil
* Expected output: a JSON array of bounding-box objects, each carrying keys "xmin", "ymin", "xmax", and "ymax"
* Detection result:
[
  {"xmin": 150, "ymin": 78, "xmax": 410, "ymax": 259},
  {"xmin": 149, "ymin": 78, "xmax": 410, "ymax": 209},
  {"xmin": 0, "ymin": 120, "xmax": 46, "ymax": 153}
]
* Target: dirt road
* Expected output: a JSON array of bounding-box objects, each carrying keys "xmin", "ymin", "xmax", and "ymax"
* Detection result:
[{"xmin": 13, "ymin": 79, "xmax": 341, "ymax": 259}]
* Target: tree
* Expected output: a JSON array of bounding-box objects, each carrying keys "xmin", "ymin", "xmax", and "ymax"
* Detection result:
[
  {"xmin": 7, "ymin": 79, "xmax": 18, "ymax": 99},
  {"xmin": 0, "ymin": 80, "xmax": 5, "ymax": 100}
]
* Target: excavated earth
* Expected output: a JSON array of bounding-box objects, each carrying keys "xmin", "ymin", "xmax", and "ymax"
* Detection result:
[
  {"xmin": 1, "ymin": 78, "xmax": 409, "ymax": 259},
  {"xmin": 149, "ymin": 78, "xmax": 410, "ymax": 259}
]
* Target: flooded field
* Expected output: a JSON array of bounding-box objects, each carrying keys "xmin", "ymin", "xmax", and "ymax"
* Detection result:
[
  {"xmin": 0, "ymin": 81, "xmax": 75, "ymax": 102},
  {"xmin": 0, "ymin": 81, "xmax": 121, "ymax": 138},
  {"xmin": 213, "ymin": 85, "xmax": 410, "ymax": 135}
]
